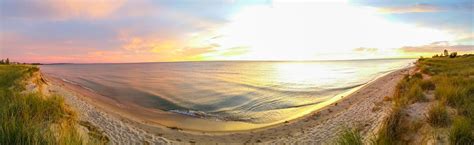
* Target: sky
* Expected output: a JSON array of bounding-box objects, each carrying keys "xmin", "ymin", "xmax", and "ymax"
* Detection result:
[{"xmin": 0, "ymin": 0, "xmax": 473, "ymax": 63}]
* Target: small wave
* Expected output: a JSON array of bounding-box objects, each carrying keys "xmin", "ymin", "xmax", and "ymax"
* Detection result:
[
  {"xmin": 61, "ymin": 78, "xmax": 98, "ymax": 93},
  {"xmin": 169, "ymin": 110, "xmax": 226, "ymax": 121}
]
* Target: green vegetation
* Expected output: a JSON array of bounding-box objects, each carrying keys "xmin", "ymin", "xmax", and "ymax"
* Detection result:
[
  {"xmin": 0, "ymin": 58, "xmax": 10, "ymax": 65},
  {"xmin": 0, "ymin": 65, "xmax": 85, "ymax": 144},
  {"xmin": 372, "ymin": 107, "xmax": 405, "ymax": 145},
  {"xmin": 449, "ymin": 116, "xmax": 473, "ymax": 145},
  {"xmin": 335, "ymin": 128, "xmax": 363, "ymax": 145},
  {"xmin": 426, "ymin": 103, "xmax": 450, "ymax": 127},
  {"xmin": 372, "ymin": 54, "xmax": 474, "ymax": 144},
  {"xmin": 392, "ymin": 72, "xmax": 426, "ymax": 107}
]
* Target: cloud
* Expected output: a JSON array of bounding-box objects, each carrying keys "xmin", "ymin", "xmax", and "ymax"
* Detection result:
[
  {"xmin": 0, "ymin": 0, "xmax": 126, "ymax": 20},
  {"xmin": 353, "ymin": 47, "xmax": 378, "ymax": 52},
  {"xmin": 377, "ymin": 4, "xmax": 441, "ymax": 14},
  {"xmin": 399, "ymin": 41, "xmax": 474, "ymax": 53}
]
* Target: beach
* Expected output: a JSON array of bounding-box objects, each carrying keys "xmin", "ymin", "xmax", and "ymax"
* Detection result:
[{"xmin": 40, "ymin": 66, "xmax": 414, "ymax": 144}]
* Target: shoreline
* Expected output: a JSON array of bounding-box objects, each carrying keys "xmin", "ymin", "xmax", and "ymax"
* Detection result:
[{"xmin": 41, "ymin": 67, "xmax": 414, "ymax": 144}]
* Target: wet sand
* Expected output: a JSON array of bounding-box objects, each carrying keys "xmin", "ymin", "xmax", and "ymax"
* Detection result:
[{"xmin": 42, "ymin": 67, "xmax": 413, "ymax": 144}]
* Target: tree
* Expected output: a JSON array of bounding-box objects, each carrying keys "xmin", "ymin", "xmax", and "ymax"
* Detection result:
[
  {"xmin": 444, "ymin": 49, "xmax": 449, "ymax": 56},
  {"xmin": 5, "ymin": 58, "xmax": 9, "ymax": 64},
  {"xmin": 0, "ymin": 59, "xmax": 3, "ymax": 64},
  {"xmin": 449, "ymin": 52, "xmax": 457, "ymax": 58}
]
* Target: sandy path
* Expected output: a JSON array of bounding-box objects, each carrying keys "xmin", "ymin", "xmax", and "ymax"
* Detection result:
[{"xmin": 41, "ymin": 67, "xmax": 413, "ymax": 144}]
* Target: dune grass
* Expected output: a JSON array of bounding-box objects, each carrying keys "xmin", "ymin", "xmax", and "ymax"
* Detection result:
[
  {"xmin": 426, "ymin": 103, "xmax": 450, "ymax": 127},
  {"xmin": 371, "ymin": 56, "xmax": 474, "ymax": 144},
  {"xmin": 392, "ymin": 73, "xmax": 427, "ymax": 107},
  {"xmin": 335, "ymin": 128, "xmax": 363, "ymax": 145},
  {"xmin": 449, "ymin": 116, "xmax": 473, "ymax": 145},
  {"xmin": 0, "ymin": 65, "xmax": 84, "ymax": 145},
  {"xmin": 372, "ymin": 107, "xmax": 405, "ymax": 145}
]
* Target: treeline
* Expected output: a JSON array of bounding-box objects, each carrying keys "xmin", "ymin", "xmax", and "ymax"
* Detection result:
[
  {"xmin": 431, "ymin": 49, "xmax": 474, "ymax": 58},
  {"xmin": 0, "ymin": 58, "xmax": 42, "ymax": 65},
  {"xmin": 0, "ymin": 58, "xmax": 10, "ymax": 64}
]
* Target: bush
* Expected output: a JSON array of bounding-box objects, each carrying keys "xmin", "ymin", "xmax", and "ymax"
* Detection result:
[
  {"xmin": 426, "ymin": 103, "xmax": 450, "ymax": 127},
  {"xmin": 449, "ymin": 52, "xmax": 457, "ymax": 58}
]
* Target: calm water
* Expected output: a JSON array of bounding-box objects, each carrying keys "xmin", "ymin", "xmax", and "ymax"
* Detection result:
[{"xmin": 41, "ymin": 59, "xmax": 414, "ymax": 128}]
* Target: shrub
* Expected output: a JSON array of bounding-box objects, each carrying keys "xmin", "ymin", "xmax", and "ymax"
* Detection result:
[
  {"xmin": 426, "ymin": 103, "xmax": 450, "ymax": 127},
  {"xmin": 449, "ymin": 52, "xmax": 457, "ymax": 58}
]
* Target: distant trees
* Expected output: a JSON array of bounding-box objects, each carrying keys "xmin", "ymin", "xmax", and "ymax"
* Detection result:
[
  {"xmin": 449, "ymin": 52, "xmax": 457, "ymax": 58},
  {"xmin": 433, "ymin": 50, "xmax": 459, "ymax": 58},
  {"xmin": 0, "ymin": 58, "xmax": 11, "ymax": 64}
]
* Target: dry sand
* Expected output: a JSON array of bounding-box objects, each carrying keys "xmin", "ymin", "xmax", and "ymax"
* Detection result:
[{"xmin": 41, "ymin": 67, "xmax": 414, "ymax": 144}]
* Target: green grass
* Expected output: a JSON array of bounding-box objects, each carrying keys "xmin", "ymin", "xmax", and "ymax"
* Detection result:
[
  {"xmin": 449, "ymin": 116, "xmax": 473, "ymax": 145},
  {"xmin": 0, "ymin": 65, "xmax": 84, "ymax": 145},
  {"xmin": 426, "ymin": 103, "xmax": 450, "ymax": 127},
  {"xmin": 372, "ymin": 107, "xmax": 405, "ymax": 145},
  {"xmin": 374, "ymin": 56, "xmax": 474, "ymax": 144},
  {"xmin": 417, "ymin": 56, "xmax": 474, "ymax": 144},
  {"xmin": 393, "ymin": 73, "xmax": 426, "ymax": 107},
  {"xmin": 335, "ymin": 128, "xmax": 363, "ymax": 145}
]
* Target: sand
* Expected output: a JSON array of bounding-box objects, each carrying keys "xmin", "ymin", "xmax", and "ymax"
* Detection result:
[{"xmin": 41, "ymin": 67, "xmax": 414, "ymax": 144}]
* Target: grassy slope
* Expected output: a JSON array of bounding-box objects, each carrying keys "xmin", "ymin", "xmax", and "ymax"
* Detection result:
[
  {"xmin": 0, "ymin": 65, "xmax": 83, "ymax": 144},
  {"xmin": 419, "ymin": 56, "xmax": 474, "ymax": 145},
  {"xmin": 336, "ymin": 56, "xmax": 474, "ymax": 145}
]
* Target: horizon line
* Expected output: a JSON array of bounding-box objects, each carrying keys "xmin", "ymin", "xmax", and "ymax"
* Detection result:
[{"xmin": 40, "ymin": 57, "xmax": 417, "ymax": 65}]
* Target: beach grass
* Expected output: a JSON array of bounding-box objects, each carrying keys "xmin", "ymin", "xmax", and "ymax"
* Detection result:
[
  {"xmin": 372, "ymin": 107, "xmax": 405, "ymax": 145},
  {"xmin": 449, "ymin": 116, "xmax": 473, "ymax": 144},
  {"xmin": 0, "ymin": 65, "xmax": 84, "ymax": 144},
  {"xmin": 426, "ymin": 103, "xmax": 450, "ymax": 127},
  {"xmin": 335, "ymin": 128, "xmax": 363, "ymax": 145},
  {"xmin": 370, "ymin": 55, "xmax": 474, "ymax": 144},
  {"xmin": 393, "ymin": 73, "xmax": 426, "ymax": 107}
]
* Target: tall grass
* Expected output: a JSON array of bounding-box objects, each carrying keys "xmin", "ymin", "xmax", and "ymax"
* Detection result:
[
  {"xmin": 335, "ymin": 128, "xmax": 363, "ymax": 145},
  {"xmin": 426, "ymin": 103, "xmax": 450, "ymax": 127},
  {"xmin": 449, "ymin": 116, "xmax": 473, "ymax": 145},
  {"xmin": 418, "ymin": 56, "xmax": 474, "ymax": 144},
  {"xmin": 372, "ymin": 107, "xmax": 404, "ymax": 145},
  {"xmin": 0, "ymin": 65, "xmax": 83, "ymax": 144},
  {"xmin": 374, "ymin": 56, "xmax": 474, "ymax": 144},
  {"xmin": 393, "ymin": 73, "xmax": 426, "ymax": 107}
]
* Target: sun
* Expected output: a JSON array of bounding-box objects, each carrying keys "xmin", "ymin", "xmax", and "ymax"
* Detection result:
[{"xmin": 203, "ymin": 0, "xmax": 453, "ymax": 60}]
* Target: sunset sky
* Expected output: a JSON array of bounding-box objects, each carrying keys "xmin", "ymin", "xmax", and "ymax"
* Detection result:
[{"xmin": 1, "ymin": 0, "xmax": 473, "ymax": 63}]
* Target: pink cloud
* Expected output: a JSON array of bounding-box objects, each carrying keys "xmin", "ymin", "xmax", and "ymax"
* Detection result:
[
  {"xmin": 399, "ymin": 41, "xmax": 474, "ymax": 53},
  {"xmin": 378, "ymin": 4, "xmax": 441, "ymax": 14}
]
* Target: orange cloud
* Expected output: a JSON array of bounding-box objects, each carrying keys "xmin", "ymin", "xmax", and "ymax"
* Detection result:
[
  {"xmin": 1, "ymin": 0, "xmax": 126, "ymax": 20},
  {"xmin": 117, "ymin": 32, "xmax": 219, "ymax": 61},
  {"xmin": 378, "ymin": 4, "xmax": 441, "ymax": 14},
  {"xmin": 51, "ymin": 0, "xmax": 125, "ymax": 19}
]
